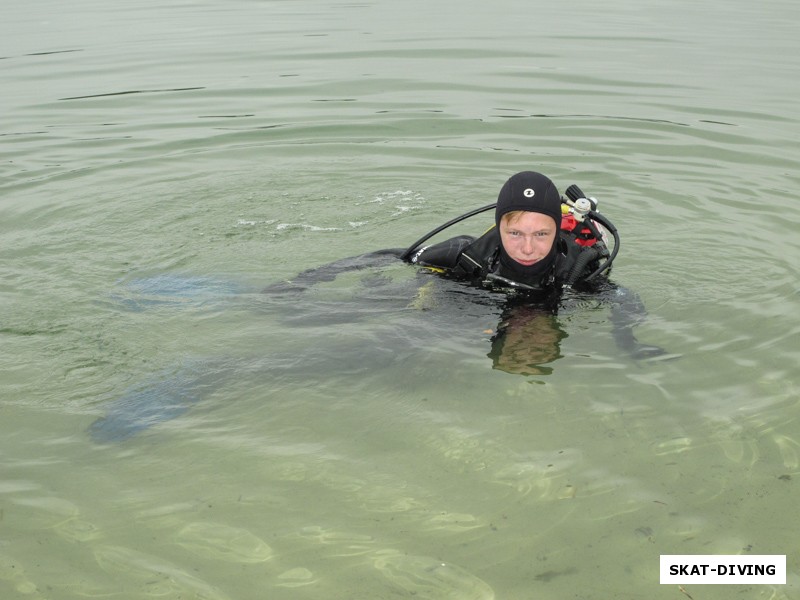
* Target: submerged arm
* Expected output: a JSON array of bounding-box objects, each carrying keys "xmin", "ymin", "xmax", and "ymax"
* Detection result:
[
  {"xmin": 262, "ymin": 248, "xmax": 404, "ymax": 293},
  {"xmin": 606, "ymin": 285, "xmax": 669, "ymax": 360}
]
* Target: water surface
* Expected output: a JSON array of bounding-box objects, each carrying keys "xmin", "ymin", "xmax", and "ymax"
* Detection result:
[{"xmin": 2, "ymin": 0, "xmax": 799, "ymax": 598}]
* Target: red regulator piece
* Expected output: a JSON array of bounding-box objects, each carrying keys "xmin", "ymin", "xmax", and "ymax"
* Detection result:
[{"xmin": 560, "ymin": 213, "xmax": 598, "ymax": 248}]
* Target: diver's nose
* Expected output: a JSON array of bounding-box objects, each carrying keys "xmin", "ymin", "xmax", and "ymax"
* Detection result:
[{"xmin": 522, "ymin": 236, "xmax": 535, "ymax": 255}]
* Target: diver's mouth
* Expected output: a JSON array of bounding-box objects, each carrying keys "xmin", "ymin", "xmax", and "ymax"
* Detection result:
[{"xmin": 514, "ymin": 258, "xmax": 540, "ymax": 266}]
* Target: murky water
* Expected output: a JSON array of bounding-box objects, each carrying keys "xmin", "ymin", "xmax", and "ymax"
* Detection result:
[{"xmin": 2, "ymin": 0, "xmax": 799, "ymax": 598}]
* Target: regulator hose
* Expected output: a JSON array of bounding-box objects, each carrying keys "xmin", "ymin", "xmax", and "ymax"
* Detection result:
[
  {"xmin": 400, "ymin": 203, "xmax": 496, "ymax": 262},
  {"xmin": 564, "ymin": 183, "xmax": 621, "ymax": 280},
  {"xmin": 583, "ymin": 209, "xmax": 620, "ymax": 280},
  {"xmin": 564, "ymin": 247, "xmax": 601, "ymax": 287}
]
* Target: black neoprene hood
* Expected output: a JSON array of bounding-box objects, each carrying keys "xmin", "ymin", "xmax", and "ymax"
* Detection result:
[{"xmin": 495, "ymin": 171, "xmax": 562, "ymax": 227}]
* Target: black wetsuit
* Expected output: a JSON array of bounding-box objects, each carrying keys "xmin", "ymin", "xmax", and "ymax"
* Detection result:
[
  {"xmin": 403, "ymin": 225, "xmax": 666, "ymax": 360},
  {"xmin": 263, "ymin": 225, "xmax": 665, "ymax": 361},
  {"xmin": 407, "ymin": 224, "xmax": 605, "ymax": 297}
]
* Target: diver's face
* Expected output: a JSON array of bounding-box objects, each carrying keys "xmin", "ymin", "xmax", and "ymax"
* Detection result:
[{"xmin": 499, "ymin": 211, "xmax": 557, "ymax": 266}]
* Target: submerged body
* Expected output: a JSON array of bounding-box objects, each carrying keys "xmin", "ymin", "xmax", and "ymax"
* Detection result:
[{"xmin": 91, "ymin": 171, "xmax": 666, "ymax": 442}]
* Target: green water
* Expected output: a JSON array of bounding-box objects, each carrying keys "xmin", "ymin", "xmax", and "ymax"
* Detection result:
[{"xmin": 2, "ymin": 0, "xmax": 799, "ymax": 598}]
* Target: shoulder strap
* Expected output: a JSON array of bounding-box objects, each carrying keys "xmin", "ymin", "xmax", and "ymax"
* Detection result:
[{"xmin": 454, "ymin": 227, "xmax": 501, "ymax": 278}]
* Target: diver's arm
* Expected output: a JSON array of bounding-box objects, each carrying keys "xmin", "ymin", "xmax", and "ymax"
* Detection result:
[
  {"xmin": 606, "ymin": 285, "xmax": 668, "ymax": 360},
  {"xmin": 262, "ymin": 248, "xmax": 404, "ymax": 293},
  {"xmin": 407, "ymin": 235, "xmax": 475, "ymax": 271}
]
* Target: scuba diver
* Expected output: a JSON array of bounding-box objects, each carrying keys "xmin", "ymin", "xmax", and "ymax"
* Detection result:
[
  {"xmin": 267, "ymin": 170, "xmax": 665, "ymax": 367},
  {"xmin": 271, "ymin": 171, "xmax": 616, "ymax": 300},
  {"xmin": 402, "ymin": 170, "xmax": 615, "ymax": 299}
]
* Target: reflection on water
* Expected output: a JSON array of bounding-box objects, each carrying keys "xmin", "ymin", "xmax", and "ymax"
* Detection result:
[
  {"xmin": 488, "ymin": 305, "xmax": 566, "ymax": 376},
  {"xmin": 2, "ymin": 0, "xmax": 800, "ymax": 598}
]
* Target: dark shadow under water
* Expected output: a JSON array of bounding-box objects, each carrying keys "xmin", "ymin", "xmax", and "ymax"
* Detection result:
[{"xmin": 90, "ymin": 252, "xmax": 669, "ymax": 443}]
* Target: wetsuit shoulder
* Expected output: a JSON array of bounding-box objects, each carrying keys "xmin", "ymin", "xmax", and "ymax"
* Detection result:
[
  {"xmin": 411, "ymin": 228, "xmax": 501, "ymax": 279},
  {"xmin": 409, "ymin": 235, "xmax": 476, "ymax": 270}
]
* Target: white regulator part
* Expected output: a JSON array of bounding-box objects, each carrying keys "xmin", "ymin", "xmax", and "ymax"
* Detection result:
[
  {"xmin": 568, "ymin": 196, "xmax": 598, "ymax": 221},
  {"xmin": 573, "ymin": 197, "xmax": 594, "ymax": 216}
]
